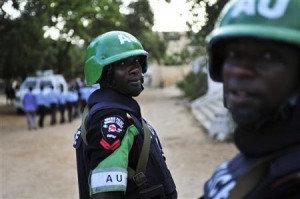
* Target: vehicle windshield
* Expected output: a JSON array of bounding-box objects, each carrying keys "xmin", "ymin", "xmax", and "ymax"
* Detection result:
[
  {"xmin": 40, "ymin": 80, "xmax": 53, "ymax": 88},
  {"xmin": 21, "ymin": 80, "xmax": 37, "ymax": 89}
]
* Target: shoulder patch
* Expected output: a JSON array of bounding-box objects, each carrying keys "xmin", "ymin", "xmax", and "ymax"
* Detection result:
[{"xmin": 100, "ymin": 115, "xmax": 126, "ymax": 150}]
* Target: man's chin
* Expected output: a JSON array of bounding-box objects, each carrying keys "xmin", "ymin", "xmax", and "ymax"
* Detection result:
[
  {"xmin": 231, "ymin": 109, "xmax": 261, "ymax": 127},
  {"xmin": 128, "ymin": 87, "xmax": 143, "ymax": 97}
]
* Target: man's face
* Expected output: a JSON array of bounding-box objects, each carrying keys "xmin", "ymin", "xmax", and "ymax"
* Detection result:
[
  {"xmin": 112, "ymin": 56, "xmax": 144, "ymax": 97},
  {"xmin": 222, "ymin": 38, "xmax": 299, "ymax": 125}
]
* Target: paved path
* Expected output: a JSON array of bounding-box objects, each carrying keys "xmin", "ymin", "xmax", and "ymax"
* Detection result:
[{"xmin": 0, "ymin": 86, "xmax": 237, "ymax": 199}]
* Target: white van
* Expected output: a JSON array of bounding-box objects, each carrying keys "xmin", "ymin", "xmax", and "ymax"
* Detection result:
[{"xmin": 14, "ymin": 70, "xmax": 68, "ymax": 113}]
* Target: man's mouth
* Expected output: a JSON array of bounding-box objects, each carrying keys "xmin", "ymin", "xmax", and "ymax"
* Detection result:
[
  {"xmin": 226, "ymin": 89, "xmax": 256, "ymax": 108},
  {"xmin": 128, "ymin": 78, "xmax": 141, "ymax": 85}
]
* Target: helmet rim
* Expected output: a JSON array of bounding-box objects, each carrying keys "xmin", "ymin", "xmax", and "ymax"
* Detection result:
[
  {"xmin": 101, "ymin": 49, "xmax": 148, "ymax": 71},
  {"xmin": 208, "ymin": 24, "xmax": 300, "ymax": 48}
]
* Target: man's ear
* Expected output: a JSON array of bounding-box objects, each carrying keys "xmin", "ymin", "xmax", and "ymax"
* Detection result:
[{"xmin": 100, "ymin": 65, "xmax": 114, "ymax": 87}]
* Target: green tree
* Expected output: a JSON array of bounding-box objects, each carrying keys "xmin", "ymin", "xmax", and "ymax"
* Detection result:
[
  {"xmin": 187, "ymin": 0, "xmax": 228, "ymax": 47},
  {"xmin": 176, "ymin": 0, "xmax": 228, "ymax": 99},
  {"xmin": 39, "ymin": 0, "xmax": 125, "ymax": 78},
  {"xmin": 0, "ymin": 1, "xmax": 47, "ymax": 80},
  {"xmin": 123, "ymin": 0, "xmax": 167, "ymax": 64},
  {"xmin": 0, "ymin": 0, "xmax": 169, "ymax": 81}
]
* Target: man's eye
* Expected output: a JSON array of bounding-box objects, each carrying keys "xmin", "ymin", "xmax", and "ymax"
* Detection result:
[
  {"xmin": 120, "ymin": 61, "xmax": 126, "ymax": 66},
  {"xmin": 262, "ymin": 52, "xmax": 273, "ymax": 61},
  {"xmin": 134, "ymin": 58, "xmax": 140, "ymax": 63},
  {"xmin": 225, "ymin": 50, "xmax": 237, "ymax": 59},
  {"xmin": 228, "ymin": 50, "xmax": 236, "ymax": 58}
]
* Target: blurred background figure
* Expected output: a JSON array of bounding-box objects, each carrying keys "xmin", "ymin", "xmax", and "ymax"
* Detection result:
[
  {"xmin": 47, "ymin": 85, "xmax": 59, "ymax": 126},
  {"xmin": 79, "ymin": 84, "xmax": 99, "ymax": 112},
  {"xmin": 22, "ymin": 86, "xmax": 38, "ymax": 130},
  {"xmin": 65, "ymin": 85, "xmax": 78, "ymax": 123},
  {"xmin": 5, "ymin": 80, "xmax": 15, "ymax": 105},
  {"xmin": 58, "ymin": 84, "xmax": 67, "ymax": 124},
  {"xmin": 36, "ymin": 85, "xmax": 48, "ymax": 128}
]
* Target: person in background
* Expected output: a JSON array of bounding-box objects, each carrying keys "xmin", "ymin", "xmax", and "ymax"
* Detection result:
[
  {"xmin": 201, "ymin": 0, "xmax": 300, "ymax": 198},
  {"xmin": 66, "ymin": 85, "xmax": 78, "ymax": 123},
  {"xmin": 22, "ymin": 86, "xmax": 38, "ymax": 130},
  {"xmin": 47, "ymin": 85, "xmax": 59, "ymax": 126},
  {"xmin": 36, "ymin": 85, "xmax": 48, "ymax": 128},
  {"xmin": 79, "ymin": 85, "xmax": 99, "ymax": 113},
  {"xmin": 73, "ymin": 90, "xmax": 81, "ymax": 119},
  {"xmin": 75, "ymin": 77, "xmax": 85, "ymax": 113},
  {"xmin": 5, "ymin": 80, "xmax": 15, "ymax": 105},
  {"xmin": 73, "ymin": 31, "xmax": 177, "ymax": 199},
  {"xmin": 57, "ymin": 84, "xmax": 66, "ymax": 124}
]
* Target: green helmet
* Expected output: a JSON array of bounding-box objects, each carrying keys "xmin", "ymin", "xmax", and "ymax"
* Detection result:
[
  {"xmin": 84, "ymin": 31, "xmax": 148, "ymax": 85},
  {"xmin": 206, "ymin": 0, "xmax": 300, "ymax": 82}
]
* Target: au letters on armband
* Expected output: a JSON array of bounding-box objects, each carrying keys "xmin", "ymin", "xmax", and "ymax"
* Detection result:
[{"xmin": 90, "ymin": 168, "xmax": 127, "ymax": 193}]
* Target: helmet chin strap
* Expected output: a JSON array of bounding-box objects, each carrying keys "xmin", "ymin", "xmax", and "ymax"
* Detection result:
[
  {"xmin": 275, "ymin": 92, "xmax": 299, "ymax": 118},
  {"xmin": 254, "ymin": 92, "xmax": 299, "ymax": 128}
]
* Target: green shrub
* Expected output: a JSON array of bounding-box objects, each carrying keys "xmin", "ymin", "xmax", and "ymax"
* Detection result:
[
  {"xmin": 163, "ymin": 54, "xmax": 182, "ymax": 65},
  {"xmin": 177, "ymin": 71, "xmax": 208, "ymax": 101}
]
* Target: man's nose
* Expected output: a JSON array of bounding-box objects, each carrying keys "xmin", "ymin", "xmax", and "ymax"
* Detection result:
[
  {"xmin": 129, "ymin": 64, "xmax": 141, "ymax": 74},
  {"xmin": 224, "ymin": 60, "xmax": 255, "ymax": 79}
]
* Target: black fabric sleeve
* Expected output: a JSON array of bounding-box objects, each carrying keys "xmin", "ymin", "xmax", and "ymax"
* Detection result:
[{"xmin": 85, "ymin": 109, "xmax": 133, "ymax": 170}]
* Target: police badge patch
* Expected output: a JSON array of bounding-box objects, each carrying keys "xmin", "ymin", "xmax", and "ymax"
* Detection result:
[{"xmin": 100, "ymin": 115, "xmax": 126, "ymax": 150}]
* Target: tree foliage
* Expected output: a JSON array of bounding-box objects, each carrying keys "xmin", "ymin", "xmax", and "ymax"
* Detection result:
[
  {"xmin": 186, "ymin": 0, "xmax": 228, "ymax": 49},
  {"xmin": 177, "ymin": 70, "xmax": 208, "ymax": 100},
  {"xmin": 123, "ymin": 0, "xmax": 166, "ymax": 64},
  {"xmin": 0, "ymin": 0, "xmax": 167, "ymax": 81},
  {"xmin": 176, "ymin": 0, "xmax": 228, "ymax": 99},
  {"xmin": 0, "ymin": 0, "xmax": 47, "ymax": 80}
]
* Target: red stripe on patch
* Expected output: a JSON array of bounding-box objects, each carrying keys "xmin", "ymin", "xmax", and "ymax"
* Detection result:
[{"xmin": 100, "ymin": 139, "xmax": 121, "ymax": 150}]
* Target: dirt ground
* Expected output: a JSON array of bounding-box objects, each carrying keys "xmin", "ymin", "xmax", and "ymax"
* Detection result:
[{"xmin": 0, "ymin": 85, "xmax": 238, "ymax": 199}]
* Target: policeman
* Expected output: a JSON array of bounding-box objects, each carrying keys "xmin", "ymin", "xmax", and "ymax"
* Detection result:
[
  {"xmin": 66, "ymin": 85, "xmax": 78, "ymax": 123},
  {"xmin": 73, "ymin": 31, "xmax": 177, "ymax": 199},
  {"xmin": 202, "ymin": 0, "xmax": 300, "ymax": 198},
  {"xmin": 47, "ymin": 85, "xmax": 59, "ymax": 125},
  {"xmin": 79, "ymin": 85, "xmax": 99, "ymax": 113},
  {"xmin": 57, "ymin": 84, "xmax": 67, "ymax": 124},
  {"xmin": 36, "ymin": 84, "xmax": 49, "ymax": 128}
]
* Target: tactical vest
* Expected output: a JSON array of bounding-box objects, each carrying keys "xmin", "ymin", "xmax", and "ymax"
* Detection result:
[
  {"xmin": 203, "ymin": 145, "xmax": 300, "ymax": 199},
  {"xmin": 74, "ymin": 88, "xmax": 176, "ymax": 199}
]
